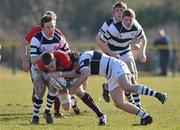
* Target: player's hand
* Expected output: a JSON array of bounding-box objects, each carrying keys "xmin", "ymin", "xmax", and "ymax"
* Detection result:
[
  {"xmin": 138, "ymin": 51, "xmax": 147, "ymax": 63},
  {"xmin": 48, "ymin": 71, "xmax": 62, "ymax": 77},
  {"xmin": 22, "ymin": 59, "xmax": 29, "ymax": 72},
  {"xmin": 69, "ymin": 86, "xmax": 75, "ymax": 95}
]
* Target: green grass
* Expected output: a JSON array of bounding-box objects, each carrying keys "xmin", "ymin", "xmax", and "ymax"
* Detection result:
[{"xmin": 0, "ymin": 66, "xmax": 180, "ymax": 130}]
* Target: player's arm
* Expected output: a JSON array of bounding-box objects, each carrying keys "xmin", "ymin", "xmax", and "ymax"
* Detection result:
[
  {"xmin": 96, "ymin": 33, "xmax": 113, "ymax": 55},
  {"xmin": 30, "ymin": 37, "xmax": 42, "ymax": 64},
  {"xmin": 70, "ymin": 67, "xmax": 90, "ymax": 94},
  {"xmin": 20, "ymin": 39, "xmax": 30, "ymax": 72},
  {"xmin": 138, "ymin": 33, "xmax": 147, "ymax": 63},
  {"xmin": 49, "ymin": 69, "xmax": 77, "ymax": 79},
  {"xmin": 58, "ymin": 36, "xmax": 70, "ymax": 52},
  {"xmin": 48, "ymin": 51, "xmax": 77, "ymax": 78},
  {"xmin": 96, "ymin": 22, "xmax": 116, "ymax": 56},
  {"xmin": 99, "ymin": 24, "xmax": 120, "ymax": 59},
  {"xmin": 134, "ymin": 20, "xmax": 147, "ymax": 62}
]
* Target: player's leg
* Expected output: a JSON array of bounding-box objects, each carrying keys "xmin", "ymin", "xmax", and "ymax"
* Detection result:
[
  {"xmin": 74, "ymin": 85, "xmax": 107, "ymax": 125},
  {"xmin": 128, "ymin": 59, "xmax": 142, "ymax": 108},
  {"xmin": 118, "ymin": 74, "xmax": 168, "ymax": 104},
  {"xmin": 102, "ymin": 83, "xmax": 110, "ymax": 102},
  {"xmin": 43, "ymin": 81, "xmax": 58, "ymax": 124},
  {"xmin": 70, "ymin": 95, "xmax": 80, "ymax": 115},
  {"xmin": 58, "ymin": 88, "xmax": 72, "ymax": 111},
  {"xmin": 31, "ymin": 76, "xmax": 46, "ymax": 124},
  {"xmin": 54, "ymin": 93, "xmax": 66, "ymax": 118},
  {"xmin": 120, "ymin": 52, "xmax": 141, "ymax": 108},
  {"xmin": 29, "ymin": 67, "xmax": 35, "ymax": 103},
  {"xmin": 110, "ymin": 86, "xmax": 153, "ymax": 125}
]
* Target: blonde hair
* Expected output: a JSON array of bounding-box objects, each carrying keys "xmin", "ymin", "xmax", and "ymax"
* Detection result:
[
  {"xmin": 113, "ymin": 1, "xmax": 127, "ymax": 10},
  {"xmin": 44, "ymin": 10, "xmax": 57, "ymax": 20}
]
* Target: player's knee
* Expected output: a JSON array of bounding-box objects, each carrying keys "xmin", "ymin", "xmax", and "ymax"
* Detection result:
[
  {"xmin": 62, "ymin": 103, "xmax": 71, "ymax": 111},
  {"xmin": 74, "ymin": 85, "xmax": 86, "ymax": 98},
  {"xmin": 58, "ymin": 93, "xmax": 71, "ymax": 111},
  {"xmin": 114, "ymin": 100, "xmax": 126, "ymax": 109}
]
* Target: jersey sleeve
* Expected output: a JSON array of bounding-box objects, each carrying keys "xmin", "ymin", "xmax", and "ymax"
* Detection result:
[
  {"xmin": 30, "ymin": 37, "xmax": 41, "ymax": 57},
  {"xmin": 55, "ymin": 28, "xmax": 65, "ymax": 38},
  {"xmin": 134, "ymin": 19, "xmax": 145, "ymax": 39},
  {"xmin": 100, "ymin": 23, "xmax": 119, "ymax": 44},
  {"xmin": 98, "ymin": 22, "xmax": 109, "ymax": 38},
  {"xmin": 79, "ymin": 53, "xmax": 91, "ymax": 71},
  {"xmin": 58, "ymin": 36, "xmax": 70, "ymax": 52},
  {"xmin": 25, "ymin": 25, "xmax": 41, "ymax": 43}
]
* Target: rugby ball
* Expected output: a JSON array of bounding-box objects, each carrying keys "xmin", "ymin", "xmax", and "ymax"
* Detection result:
[{"xmin": 50, "ymin": 77, "xmax": 67, "ymax": 90}]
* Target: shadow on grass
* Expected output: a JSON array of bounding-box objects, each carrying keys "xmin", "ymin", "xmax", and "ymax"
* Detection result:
[
  {"xmin": 0, "ymin": 113, "xmax": 32, "ymax": 122},
  {"xmin": 0, "ymin": 110, "xmax": 91, "ymax": 126},
  {"xmin": 132, "ymin": 123, "xmax": 142, "ymax": 126}
]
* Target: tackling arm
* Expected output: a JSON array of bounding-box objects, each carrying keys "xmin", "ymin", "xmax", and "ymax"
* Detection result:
[
  {"xmin": 70, "ymin": 68, "xmax": 90, "ymax": 94},
  {"xmin": 48, "ymin": 69, "xmax": 77, "ymax": 79}
]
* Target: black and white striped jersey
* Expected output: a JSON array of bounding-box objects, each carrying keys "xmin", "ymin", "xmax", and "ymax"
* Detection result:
[
  {"xmin": 101, "ymin": 19, "xmax": 144, "ymax": 55},
  {"xmin": 79, "ymin": 51, "xmax": 114, "ymax": 78},
  {"xmin": 98, "ymin": 17, "xmax": 117, "ymax": 38},
  {"xmin": 30, "ymin": 30, "xmax": 70, "ymax": 57}
]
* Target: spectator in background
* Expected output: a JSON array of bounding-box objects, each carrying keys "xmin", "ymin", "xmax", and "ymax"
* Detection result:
[{"xmin": 154, "ymin": 29, "xmax": 173, "ymax": 76}]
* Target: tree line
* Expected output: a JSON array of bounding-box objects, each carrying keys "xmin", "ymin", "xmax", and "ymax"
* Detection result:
[{"xmin": 0, "ymin": 0, "xmax": 179, "ymax": 43}]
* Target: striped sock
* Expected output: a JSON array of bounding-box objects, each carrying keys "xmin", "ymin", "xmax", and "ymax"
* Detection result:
[
  {"xmin": 132, "ymin": 93, "xmax": 142, "ymax": 108},
  {"xmin": 33, "ymin": 95, "xmax": 43, "ymax": 117},
  {"xmin": 45, "ymin": 92, "xmax": 56, "ymax": 113},
  {"xmin": 125, "ymin": 92, "xmax": 135, "ymax": 104},
  {"xmin": 137, "ymin": 85, "xmax": 156, "ymax": 97},
  {"xmin": 136, "ymin": 109, "xmax": 149, "ymax": 119}
]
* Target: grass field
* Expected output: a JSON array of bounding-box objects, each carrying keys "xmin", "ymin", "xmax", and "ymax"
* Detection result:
[{"xmin": 0, "ymin": 66, "xmax": 180, "ymax": 130}]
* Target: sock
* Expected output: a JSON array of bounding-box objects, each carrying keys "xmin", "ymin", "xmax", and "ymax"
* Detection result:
[
  {"xmin": 33, "ymin": 95, "xmax": 43, "ymax": 117},
  {"xmin": 81, "ymin": 92, "xmax": 103, "ymax": 117},
  {"xmin": 137, "ymin": 85, "xmax": 156, "ymax": 96},
  {"xmin": 54, "ymin": 96, "xmax": 61, "ymax": 114},
  {"xmin": 125, "ymin": 92, "xmax": 135, "ymax": 104},
  {"xmin": 71, "ymin": 95, "xmax": 77, "ymax": 108},
  {"xmin": 132, "ymin": 93, "xmax": 142, "ymax": 108},
  {"xmin": 136, "ymin": 109, "xmax": 149, "ymax": 119},
  {"xmin": 45, "ymin": 92, "xmax": 56, "ymax": 113}
]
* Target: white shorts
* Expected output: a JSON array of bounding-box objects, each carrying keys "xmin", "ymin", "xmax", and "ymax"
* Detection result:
[
  {"xmin": 31, "ymin": 64, "xmax": 49, "ymax": 81},
  {"xmin": 120, "ymin": 51, "xmax": 138, "ymax": 77},
  {"xmin": 107, "ymin": 59, "xmax": 131, "ymax": 91}
]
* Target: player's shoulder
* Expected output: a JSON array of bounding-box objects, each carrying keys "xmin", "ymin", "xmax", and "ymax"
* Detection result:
[
  {"xmin": 29, "ymin": 25, "xmax": 42, "ymax": 35},
  {"xmin": 55, "ymin": 28, "xmax": 64, "ymax": 36},
  {"xmin": 105, "ymin": 17, "xmax": 114, "ymax": 26},
  {"xmin": 33, "ymin": 30, "xmax": 43, "ymax": 41},
  {"xmin": 133, "ymin": 19, "xmax": 143, "ymax": 30},
  {"xmin": 32, "ymin": 25, "xmax": 41, "ymax": 30},
  {"xmin": 25, "ymin": 25, "xmax": 42, "ymax": 42},
  {"xmin": 80, "ymin": 51, "xmax": 93, "ymax": 59},
  {"xmin": 109, "ymin": 21, "xmax": 123, "ymax": 34},
  {"xmin": 113, "ymin": 21, "xmax": 123, "ymax": 28},
  {"xmin": 54, "ymin": 50, "xmax": 67, "ymax": 56}
]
